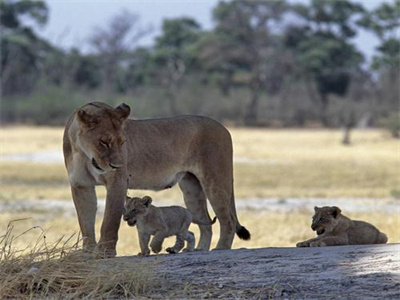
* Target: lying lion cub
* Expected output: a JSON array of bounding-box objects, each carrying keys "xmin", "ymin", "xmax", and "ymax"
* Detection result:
[
  {"xmin": 123, "ymin": 196, "xmax": 216, "ymax": 256},
  {"xmin": 296, "ymin": 206, "xmax": 388, "ymax": 247}
]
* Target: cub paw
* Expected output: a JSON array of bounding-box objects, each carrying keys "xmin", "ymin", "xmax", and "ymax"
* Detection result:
[
  {"xmin": 166, "ymin": 247, "xmax": 178, "ymax": 254},
  {"xmin": 137, "ymin": 250, "xmax": 150, "ymax": 257},
  {"xmin": 296, "ymin": 241, "xmax": 310, "ymax": 247},
  {"xmin": 310, "ymin": 241, "xmax": 326, "ymax": 247}
]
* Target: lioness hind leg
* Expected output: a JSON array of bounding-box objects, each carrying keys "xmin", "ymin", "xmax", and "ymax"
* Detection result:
[
  {"xmin": 183, "ymin": 231, "xmax": 195, "ymax": 252},
  {"xmin": 179, "ymin": 173, "xmax": 213, "ymax": 251},
  {"xmin": 203, "ymin": 185, "xmax": 235, "ymax": 250}
]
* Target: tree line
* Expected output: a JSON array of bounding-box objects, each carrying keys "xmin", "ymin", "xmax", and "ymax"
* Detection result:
[{"xmin": 1, "ymin": 0, "xmax": 399, "ymax": 138}]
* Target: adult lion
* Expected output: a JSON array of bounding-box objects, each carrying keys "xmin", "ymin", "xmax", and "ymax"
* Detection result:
[{"xmin": 63, "ymin": 102, "xmax": 250, "ymax": 257}]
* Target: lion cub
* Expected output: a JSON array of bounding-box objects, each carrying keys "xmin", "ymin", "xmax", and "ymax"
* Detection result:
[
  {"xmin": 296, "ymin": 206, "xmax": 388, "ymax": 247},
  {"xmin": 123, "ymin": 196, "xmax": 216, "ymax": 256}
]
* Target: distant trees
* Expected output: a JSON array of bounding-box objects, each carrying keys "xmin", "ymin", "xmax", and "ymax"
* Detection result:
[
  {"xmin": 1, "ymin": 0, "xmax": 398, "ymax": 132},
  {"xmin": 89, "ymin": 10, "xmax": 151, "ymax": 95},
  {"xmin": 1, "ymin": 0, "xmax": 49, "ymax": 96},
  {"xmin": 199, "ymin": 0, "xmax": 288, "ymax": 125},
  {"xmin": 148, "ymin": 18, "xmax": 202, "ymax": 115},
  {"xmin": 286, "ymin": 0, "xmax": 365, "ymax": 127}
]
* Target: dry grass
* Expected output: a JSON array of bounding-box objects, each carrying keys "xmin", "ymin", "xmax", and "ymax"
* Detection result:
[
  {"xmin": 1, "ymin": 127, "xmax": 399, "ymax": 200},
  {"xmin": 0, "ymin": 220, "xmax": 157, "ymax": 299},
  {"xmin": 0, "ymin": 126, "xmax": 62, "ymax": 155}
]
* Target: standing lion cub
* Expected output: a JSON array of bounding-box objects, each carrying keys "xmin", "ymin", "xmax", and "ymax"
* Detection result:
[
  {"xmin": 123, "ymin": 196, "xmax": 216, "ymax": 256},
  {"xmin": 296, "ymin": 206, "xmax": 388, "ymax": 247}
]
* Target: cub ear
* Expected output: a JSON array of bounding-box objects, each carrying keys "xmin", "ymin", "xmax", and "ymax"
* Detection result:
[
  {"xmin": 77, "ymin": 109, "xmax": 99, "ymax": 127},
  {"xmin": 330, "ymin": 206, "xmax": 341, "ymax": 218},
  {"xmin": 115, "ymin": 103, "xmax": 130, "ymax": 121},
  {"xmin": 141, "ymin": 196, "xmax": 152, "ymax": 207},
  {"xmin": 314, "ymin": 206, "xmax": 319, "ymax": 212}
]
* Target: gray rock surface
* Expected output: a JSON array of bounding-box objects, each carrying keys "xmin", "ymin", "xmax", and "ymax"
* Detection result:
[{"xmin": 108, "ymin": 244, "xmax": 400, "ymax": 299}]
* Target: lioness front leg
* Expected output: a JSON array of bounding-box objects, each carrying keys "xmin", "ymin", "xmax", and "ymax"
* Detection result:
[
  {"xmin": 71, "ymin": 185, "xmax": 97, "ymax": 252},
  {"xmin": 97, "ymin": 174, "xmax": 127, "ymax": 257},
  {"xmin": 150, "ymin": 232, "xmax": 166, "ymax": 254},
  {"xmin": 138, "ymin": 232, "xmax": 151, "ymax": 256}
]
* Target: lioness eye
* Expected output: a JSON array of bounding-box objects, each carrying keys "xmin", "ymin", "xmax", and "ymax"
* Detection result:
[
  {"xmin": 131, "ymin": 208, "xmax": 137, "ymax": 213},
  {"xmin": 100, "ymin": 140, "xmax": 109, "ymax": 148}
]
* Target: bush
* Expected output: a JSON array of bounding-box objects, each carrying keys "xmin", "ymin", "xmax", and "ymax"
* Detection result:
[{"xmin": 379, "ymin": 113, "xmax": 400, "ymax": 138}]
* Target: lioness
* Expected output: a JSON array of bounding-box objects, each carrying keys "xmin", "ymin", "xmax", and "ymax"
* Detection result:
[
  {"xmin": 296, "ymin": 206, "xmax": 388, "ymax": 247},
  {"xmin": 123, "ymin": 196, "xmax": 216, "ymax": 255},
  {"xmin": 63, "ymin": 102, "xmax": 250, "ymax": 257}
]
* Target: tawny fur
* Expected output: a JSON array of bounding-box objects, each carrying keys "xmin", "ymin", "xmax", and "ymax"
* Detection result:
[
  {"xmin": 297, "ymin": 206, "xmax": 388, "ymax": 247},
  {"xmin": 63, "ymin": 102, "xmax": 250, "ymax": 257},
  {"xmin": 123, "ymin": 196, "xmax": 216, "ymax": 255}
]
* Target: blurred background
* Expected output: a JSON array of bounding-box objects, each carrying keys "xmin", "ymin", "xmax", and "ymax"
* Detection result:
[{"xmin": 0, "ymin": 0, "xmax": 399, "ymax": 254}]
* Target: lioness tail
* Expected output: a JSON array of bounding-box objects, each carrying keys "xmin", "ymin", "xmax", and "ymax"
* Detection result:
[{"xmin": 236, "ymin": 225, "xmax": 251, "ymax": 240}]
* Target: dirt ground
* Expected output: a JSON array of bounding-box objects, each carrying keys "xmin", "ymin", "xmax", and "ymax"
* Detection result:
[{"xmin": 102, "ymin": 243, "xmax": 400, "ymax": 299}]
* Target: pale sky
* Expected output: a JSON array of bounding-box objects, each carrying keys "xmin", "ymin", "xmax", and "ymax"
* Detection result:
[{"xmin": 38, "ymin": 0, "xmax": 382, "ymax": 60}]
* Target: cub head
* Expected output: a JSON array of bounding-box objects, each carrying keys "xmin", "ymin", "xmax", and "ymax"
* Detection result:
[
  {"xmin": 123, "ymin": 196, "xmax": 153, "ymax": 227},
  {"xmin": 76, "ymin": 102, "xmax": 130, "ymax": 173},
  {"xmin": 311, "ymin": 206, "xmax": 342, "ymax": 236}
]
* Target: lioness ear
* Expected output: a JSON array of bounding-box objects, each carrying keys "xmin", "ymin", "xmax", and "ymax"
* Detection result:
[
  {"xmin": 115, "ymin": 103, "xmax": 130, "ymax": 121},
  {"xmin": 141, "ymin": 196, "xmax": 152, "ymax": 207},
  {"xmin": 330, "ymin": 206, "xmax": 341, "ymax": 218},
  {"xmin": 77, "ymin": 109, "xmax": 99, "ymax": 127}
]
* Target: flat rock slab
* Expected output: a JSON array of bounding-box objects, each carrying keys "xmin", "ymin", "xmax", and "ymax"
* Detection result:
[{"xmin": 107, "ymin": 244, "xmax": 400, "ymax": 299}]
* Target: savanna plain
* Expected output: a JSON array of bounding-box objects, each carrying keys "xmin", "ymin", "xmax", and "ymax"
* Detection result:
[{"xmin": 0, "ymin": 126, "xmax": 399, "ymax": 298}]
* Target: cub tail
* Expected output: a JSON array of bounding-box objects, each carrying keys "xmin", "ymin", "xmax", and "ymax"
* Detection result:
[{"xmin": 192, "ymin": 216, "xmax": 217, "ymax": 226}]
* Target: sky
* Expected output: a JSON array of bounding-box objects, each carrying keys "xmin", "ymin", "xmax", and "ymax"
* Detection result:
[{"xmin": 38, "ymin": 0, "xmax": 382, "ymax": 60}]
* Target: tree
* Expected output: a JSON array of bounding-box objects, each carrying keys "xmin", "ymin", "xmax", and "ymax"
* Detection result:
[
  {"xmin": 146, "ymin": 17, "xmax": 202, "ymax": 115},
  {"xmin": 359, "ymin": 0, "xmax": 400, "ymax": 118},
  {"xmin": 286, "ymin": 0, "xmax": 365, "ymax": 127},
  {"xmin": 1, "ymin": 0, "xmax": 49, "ymax": 96},
  {"xmin": 89, "ymin": 10, "xmax": 150, "ymax": 95},
  {"xmin": 198, "ymin": 0, "xmax": 288, "ymax": 126}
]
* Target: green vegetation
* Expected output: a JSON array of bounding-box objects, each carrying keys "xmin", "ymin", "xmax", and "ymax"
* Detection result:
[{"xmin": 1, "ymin": 0, "xmax": 399, "ymax": 136}]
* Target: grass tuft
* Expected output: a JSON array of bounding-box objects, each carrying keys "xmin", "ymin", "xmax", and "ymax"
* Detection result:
[{"xmin": 0, "ymin": 220, "xmax": 156, "ymax": 299}]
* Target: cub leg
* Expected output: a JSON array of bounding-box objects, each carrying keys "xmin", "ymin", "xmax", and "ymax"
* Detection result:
[
  {"xmin": 150, "ymin": 232, "xmax": 166, "ymax": 254},
  {"xmin": 71, "ymin": 186, "xmax": 97, "ymax": 252},
  {"xmin": 296, "ymin": 237, "xmax": 320, "ymax": 247},
  {"xmin": 179, "ymin": 173, "xmax": 213, "ymax": 251},
  {"xmin": 138, "ymin": 232, "xmax": 151, "ymax": 256},
  {"xmin": 182, "ymin": 231, "xmax": 195, "ymax": 252},
  {"xmin": 310, "ymin": 236, "xmax": 349, "ymax": 247},
  {"xmin": 166, "ymin": 233, "xmax": 186, "ymax": 254}
]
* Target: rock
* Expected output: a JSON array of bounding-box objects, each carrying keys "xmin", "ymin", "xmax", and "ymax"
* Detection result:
[{"xmin": 101, "ymin": 244, "xmax": 400, "ymax": 299}]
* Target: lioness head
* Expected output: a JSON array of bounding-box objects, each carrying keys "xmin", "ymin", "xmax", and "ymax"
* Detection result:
[
  {"xmin": 123, "ymin": 196, "xmax": 153, "ymax": 227},
  {"xmin": 76, "ymin": 102, "xmax": 130, "ymax": 173},
  {"xmin": 311, "ymin": 206, "xmax": 342, "ymax": 236}
]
